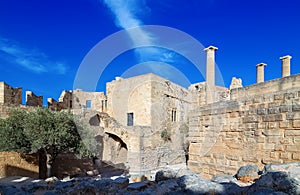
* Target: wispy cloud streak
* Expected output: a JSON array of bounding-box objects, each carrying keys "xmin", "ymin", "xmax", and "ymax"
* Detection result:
[
  {"xmin": 102, "ymin": 0, "xmax": 175, "ymax": 63},
  {"xmin": 0, "ymin": 37, "xmax": 67, "ymax": 74}
]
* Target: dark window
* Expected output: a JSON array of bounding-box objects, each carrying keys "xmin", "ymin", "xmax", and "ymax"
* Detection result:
[
  {"xmin": 101, "ymin": 100, "xmax": 108, "ymax": 111},
  {"xmin": 86, "ymin": 100, "xmax": 92, "ymax": 109},
  {"xmin": 127, "ymin": 113, "xmax": 134, "ymax": 126}
]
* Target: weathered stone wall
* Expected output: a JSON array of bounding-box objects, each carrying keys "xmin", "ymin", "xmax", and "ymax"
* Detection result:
[
  {"xmin": 188, "ymin": 82, "xmax": 229, "ymax": 107},
  {"xmin": 0, "ymin": 152, "xmax": 39, "ymax": 178},
  {"xmin": 48, "ymin": 98, "xmax": 61, "ymax": 111},
  {"xmin": 231, "ymin": 74, "xmax": 300, "ymax": 100},
  {"xmin": 106, "ymin": 74, "xmax": 190, "ymax": 129},
  {"xmin": 188, "ymin": 74, "xmax": 300, "ymax": 179},
  {"xmin": 0, "ymin": 82, "xmax": 22, "ymax": 105},
  {"xmin": 48, "ymin": 90, "xmax": 73, "ymax": 111},
  {"xmin": 52, "ymin": 153, "xmax": 96, "ymax": 178},
  {"xmin": 58, "ymin": 90, "xmax": 73, "ymax": 109},
  {"xmin": 0, "ymin": 82, "xmax": 4, "ymax": 104},
  {"xmin": 0, "ymin": 105, "xmax": 30, "ymax": 119},
  {"xmin": 105, "ymin": 74, "xmax": 190, "ymax": 175},
  {"xmin": 0, "ymin": 104, "xmax": 10, "ymax": 119},
  {"xmin": 104, "ymin": 125, "xmax": 186, "ymax": 177},
  {"xmin": 26, "ymin": 91, "xmax": 43, "ymax": 107},
  {"xmin": 106, "ymin": 75, "xmax": 153, "ymax": 126},
  {"xmin": 72, "ymin": 89, "xmax": 106, "ymax": 112}
]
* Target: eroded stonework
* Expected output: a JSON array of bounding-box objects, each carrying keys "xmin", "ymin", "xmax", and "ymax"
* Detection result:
[{"xmin": 1, "ymin": 45, "xmax": 299, "ymax": 179}]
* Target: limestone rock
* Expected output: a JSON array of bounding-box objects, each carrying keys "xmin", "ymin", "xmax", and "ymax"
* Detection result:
[
  {"xmin": 155, "ymin": 166, "xmax": 195, "ymax": 182},
  {"xmin": 0, "ymin": 185, "xmax": 31, "ymax": 195},
  {"xmin": 236, "ymin": 164, "xmax": 259, "ymax": 182},
  {"xmin": 155, "ymin": 169, "xmax": 177, "ymax": 182},
  {"xmin": 21, "ymin": 182, "xmax": 48, "ymax": 193},
  {"xmin": 230, "ymin": 77, "xmax": 243, "ymax": 90},
  {"xmin": 263, "ymin": 162, "xmax": 300, "ymax": 174},
  {"xmin": 211, "ymin": 174, "xmax": 238, "ymax": 183},
  {"xmin": 248, "ymin": 171, "xmax": 300, "ymax": 194},
  {"xmin": 86, "ymin": 169, "xmax": 99, "ymax": 176},
  {"xmin": 127, "ymin": 182, "xmax": 147, "ymax": 191},
  {"xmin": 176, "ymin": 174, "xmax": 224, "ymax": 194},
  {"xmin": 113, "ymin": 177, "xmax": 129, "ymax": 189},
  {"xmin": 45, "ymin": 176, "xmax": 59, "ymax": 184}
]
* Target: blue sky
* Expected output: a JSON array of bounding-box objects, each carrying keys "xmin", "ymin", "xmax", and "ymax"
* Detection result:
[{"xmin": 0, "ymin": 0, "xmax": 299, "ymax": 104}]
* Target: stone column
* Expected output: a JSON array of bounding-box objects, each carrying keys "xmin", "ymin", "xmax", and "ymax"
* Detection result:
[
  {"xmin": 256, "ymin": 63, "xmax": 267, "ymax": 83},
  {"xmin": 204, "ymin": 46, "xmax": 218, "ymax": 104},
  {"xmin": 280, "ymin": 55, "xmax": 292, "ymax": 77}
]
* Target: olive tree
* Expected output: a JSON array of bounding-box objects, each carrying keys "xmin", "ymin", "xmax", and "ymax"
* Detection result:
[{"xmin": 0, "ymin": 108, "xmax": 96, "ymax": 178}]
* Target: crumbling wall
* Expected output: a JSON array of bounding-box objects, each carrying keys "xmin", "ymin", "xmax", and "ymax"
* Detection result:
[
  {"xmin": 0, "ymin": 104, "xmax": 10, "ymax": 119},
  {"xmin": 26, "ymin": 91, "xmax": 43, "ymax": 107},
  {"xmin": 72, "ymin": 89, "xmax": 106, "ymax": 112},
  {"xmin": 52, "ymin": 153, "xmax": 96, "ymax": 178},
  {"xmin": 0, "ymin": 82, "xmax": 22, "ymax": 105},
  {"xmin": 0, "ymin": 152, "xmax": 39, "ymax": 178},
  {"xmin": 0, "ymin": 82, "xmax": 4, "ymax": 104},
  {"xmin": 48, "ymin": 90, "xmax": 73, "ymax": 111},
  {"xmin": 106, "ymin": 75, "xmax": 153, "ymax": 126},
  {"xmin": 188, "ymin": 82, "xmax": 229, "ymax": 107},
  {"xmin": 58, "ymin": 90, "xmax": 73, "ymax": 109},
  {"xmin": 48, "ymin": 98, "xmax": 62, "ymax": 111},
  {"xmin": 105, "ymin": 74, "xmax": 190, "ymax": 173},
  {"xmin": 0, "ymin": 105, "xmax": 30, "ymax": 119},
  {"xmin": 188, "ymin": 74, "xmax": 300, "ymax": 179}
]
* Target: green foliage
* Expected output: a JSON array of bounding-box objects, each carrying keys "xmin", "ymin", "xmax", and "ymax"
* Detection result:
[
  {"xmin": 0, "ymin": 108, "xmax": 96, "ymax": 159},
  {"xmin": 161, "ymin": 128, "xmax": 171, "ymax": 142},
  {"xmin": 73, "ymin": 116, "xmax": 99, "ymax": 158},
  {"xmin": 0, "ymin": 109, "xmax": 31, "ymax": 153}
]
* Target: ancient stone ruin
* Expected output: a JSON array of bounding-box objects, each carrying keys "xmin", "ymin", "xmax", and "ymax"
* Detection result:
[{"xmin": 0, "ymin": 45, "xmax": 299, "ymax": 181}]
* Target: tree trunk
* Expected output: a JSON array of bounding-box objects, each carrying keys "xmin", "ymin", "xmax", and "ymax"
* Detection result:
[
  {"xmin": 38, "ymin": 150, "xmax": 47, "ymax": 179},
  {"xmin": 38, "ymin": 149, "xmax": 53, "ymax": 179},
  {"xmin": 46, "ymin": 153, "xmax": 53, "ymax": 178}
]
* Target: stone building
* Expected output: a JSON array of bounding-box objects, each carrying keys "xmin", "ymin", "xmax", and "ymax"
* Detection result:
[
  {"xmin": 1, "ymin": 45, "xmax": 299, "ymax": 179},
  {"xmin": 188, "ymin": 51, "xmax": 300, "ymax": 178},
  {"xmin": 0, "ymin": 82, "xmax": 22, "ymax": 105},
  {"xmin": 26, "ymin": 91, "xmax": 43, "ymax": 107}
]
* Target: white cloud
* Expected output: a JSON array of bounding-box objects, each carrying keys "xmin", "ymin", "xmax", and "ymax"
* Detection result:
[
  {"xmin": 0, "ymin": 36, "xmax": 68, "ymax": 75},
  {"xmin": 102, "ymin": 0, "xmax": 176, "ymax": 63}
]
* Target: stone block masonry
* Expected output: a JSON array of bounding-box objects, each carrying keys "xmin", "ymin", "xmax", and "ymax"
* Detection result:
[
  {"xmin": 0, "ymin": 82, "xmax": 22, "ymax": 105},
  {"xmin": 26, "ymin": 91, "xmax": 43, "ymax": 107},
  {"xmin": 0, "ymin": 152, "xmax": 39, "ymax": 178},
  {"xmin": 188, "ymin": 74, "xmax": 300, "ymax": 179}
]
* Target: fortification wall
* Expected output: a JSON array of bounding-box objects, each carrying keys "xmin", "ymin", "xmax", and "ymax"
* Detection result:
[
  {"xmin": 0, "ymin": 82, "xmax": 4, "ymax": 104},
  {"xmin": 188, "ymin": 74, "xmax": 300, "ymax": 179},
  {"xmin": 0, "ymin": 105, "xmax": 31, "ymax": 119},
  {"xmin": 0, "ymin": 152, "xmax": 39, "ymax": 178},
  {"xmin": 0, "ymin": 82, "xmax": 22, "ymax": 105},
  {"xmin": 26, "ymin": 91, "xmax": 43, "ymax": 107},
  {"xmin": 72, "ymin": 90, "xmax": 106, "ymax": 112},
  {"xmin": 0, "ymin": 104, "xmax": 10, "ymax": 119}
]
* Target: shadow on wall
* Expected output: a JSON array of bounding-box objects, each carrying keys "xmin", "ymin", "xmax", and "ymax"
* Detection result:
[
  {"xmin": 0, "ymin": 152, "xmax": 39, "ymax": 178},
  {"xmin": 5, "ymin": 165, "xmax": 39, "ymax": 178},
  {"xmin": 100, "ymin": 161, "xmax": 128, "ymax": 178},
  {"xmin": 51, "ymin": 153, "xmax": 98, "ymax": 178}
]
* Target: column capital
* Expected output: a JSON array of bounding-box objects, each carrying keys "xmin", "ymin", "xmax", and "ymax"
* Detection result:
[
  {"xmin": 204, "ymin": 45, "xmax": 218, "ymax": 51},
  {"xmin": 280, "ymin": 55, "xmax": 292, "ymax": 60},
  {"xmin": 256, "ymin": 63, "xmax": 267, "ymax": 67}
]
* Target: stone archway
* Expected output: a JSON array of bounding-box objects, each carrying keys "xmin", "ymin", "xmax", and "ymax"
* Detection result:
[{"xmin": 102, "ymin": 132, "xmax": 128, "ymax": 165}]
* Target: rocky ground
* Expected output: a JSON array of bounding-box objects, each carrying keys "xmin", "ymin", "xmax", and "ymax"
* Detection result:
[{"xmin": 0, "ymin": 162, "xmax": 300, "ymax": 195}]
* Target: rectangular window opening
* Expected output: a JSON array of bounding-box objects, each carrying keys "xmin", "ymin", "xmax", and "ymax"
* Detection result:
[
  {"xmin": 86, "ymin": 100, "xmax": 92, "ymax": 109},
  {"xmin": 127, "ymin": 112, "xmax": 134, "ymax": 126},
  {"xmin": 171, "ymin": 109, "xmax": 177, "ymax": 122}
]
